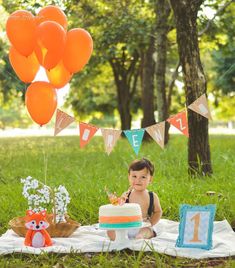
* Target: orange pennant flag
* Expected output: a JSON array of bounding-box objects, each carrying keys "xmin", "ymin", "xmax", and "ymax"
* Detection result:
[
  {"xmin": 167, "ymin": 110, "xmax": 189, "ymax": 137},
  {"xmin": 146, "ymin": 122, "xmax": 165, "ymax": 149},
  {"xmin": 188, "ymin": 94, "xmax": 212, "ymax": 120},
  {"xmin": 101, "ymin": 129, "xmax": 122, "ymax": 155},
  {"xmin": 79, "ymin": 122, "xmax": 99, "ymax": 148},
  {"xmin": 54, "ymin": 109, "xmax": 75, "ymax": 136}
]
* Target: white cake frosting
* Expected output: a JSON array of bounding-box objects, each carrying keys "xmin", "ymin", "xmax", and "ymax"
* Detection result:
[
  {"xmin": 99, "ymin": 203, "xmax": 143, "ymax": 229},
  {"xmin": 99, "ymin": 203, "xmax": 142, "ymax": 217}
]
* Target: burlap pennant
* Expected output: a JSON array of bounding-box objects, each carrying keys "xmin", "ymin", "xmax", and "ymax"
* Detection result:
[
  {"xmin": 146, "ymin": 122, "xmax": 165, "ymax": 149},
  {"xmin": 101, "ymin": 129, "xmax": 122, "ymax": 155},
  {"xmin": 54, "ymin": 109, "xmax": 75, "ymax": 136},
  {"xmin": 167, "ymin": 110, "xmax": 189, "ymax": 137},
  {"xmin": 79, "ymin": 122, "xmax": 99, "ymax": 148},
  {"xmin": 188, "ymin": 94, "xmax": 212, "ymax": 120},
  {"xmin": 124, "ymin": 129, "xmax": 145, "ymax": 155}
]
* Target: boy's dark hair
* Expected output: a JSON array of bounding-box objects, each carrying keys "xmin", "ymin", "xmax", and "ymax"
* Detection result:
[{"xmin": 128, "ymin": 158, "xmax": 154, "ymax": 176}]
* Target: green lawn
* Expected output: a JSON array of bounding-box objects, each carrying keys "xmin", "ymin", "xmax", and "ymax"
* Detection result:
[{"xmin": 0, "ymin": 135, "xmax": 234, "ymax": 267}]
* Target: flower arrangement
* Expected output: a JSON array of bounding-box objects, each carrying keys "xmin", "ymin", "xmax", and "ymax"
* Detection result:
[{"xmin": 21, "ymin": 176, "xmax": 70, "ymax": 224}]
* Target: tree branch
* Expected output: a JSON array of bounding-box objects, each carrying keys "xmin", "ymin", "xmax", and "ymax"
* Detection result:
[
  {"xmin": 127, "ymin": 50, "xmax": 139, "ymax": 85},
  {"xmin": 130, "ymin": 64, "xmax": 140, "ymax": 99},
  {"xmin": 198, "ymin": 0, "xmax": 235, "ymax": 36},
  {"xmin": 167, "ymin": 0, "xmax": 234, "ymax": 105},
  {"xmin": 167, "ymin": 61, "xmax": 180, "ymax": 111}
]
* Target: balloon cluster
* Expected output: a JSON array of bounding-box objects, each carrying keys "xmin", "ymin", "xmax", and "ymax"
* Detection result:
[{"xmin": 6, "ymin": 6, "xmax": 93, "ymax": 126}]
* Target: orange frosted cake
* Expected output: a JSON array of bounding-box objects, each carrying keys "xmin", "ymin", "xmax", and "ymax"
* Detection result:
[{"xmin": 99, "ymin": 203, "xmax": 142, "ymax": 229}]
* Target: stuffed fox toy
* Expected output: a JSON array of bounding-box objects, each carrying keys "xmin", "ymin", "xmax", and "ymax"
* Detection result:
[{"xmin": 24, "ymin": 210, "xmax": 53, "ymax": 248}]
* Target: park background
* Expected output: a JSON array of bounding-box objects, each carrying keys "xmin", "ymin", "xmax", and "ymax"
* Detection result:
[{"xmin": 0, "ymin": 0, "xmax": 235, "ymax": 267}]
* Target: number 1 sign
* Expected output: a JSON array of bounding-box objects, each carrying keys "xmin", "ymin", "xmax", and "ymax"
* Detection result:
[{"xmin": 176, "ymin": 204, "xmax": 216, "ymax": 250}]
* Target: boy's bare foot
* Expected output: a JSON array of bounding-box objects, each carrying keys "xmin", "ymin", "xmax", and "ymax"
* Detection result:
[
  {"xmin": 135, "ymin": 227, "xmax": 154, "ymax": 239},
  {"xmin": 107, "ymin": 230, "xmax": 116, "ymax": 241}
]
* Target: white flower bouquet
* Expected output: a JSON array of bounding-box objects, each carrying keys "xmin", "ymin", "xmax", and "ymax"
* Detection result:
[{"xmin": 9, "ymin": 176, "xmax": 80, "ymax": 237}]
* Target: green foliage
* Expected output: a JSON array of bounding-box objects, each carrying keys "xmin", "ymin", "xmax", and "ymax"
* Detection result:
[
  {"xmin": 67, "ymin": 62, "xmax": 118, "ymax": 125},
  {"xmin": 212, "ymin": 43, "xmax": 235, "ymax": 94},
  {"xmin": 0, "ymin": 0, "xmax": 234, "ymax": 126},
  {"xmin": 64, "ymin": 0, "xmax": 156, "ymax": 124},
  {"xmin": 0, "ymin": 91, "xmax": 32, "ymax": 129},
  {"xmin": 0, "ymin": 135, "xmax": 234, "ymax": 266},
  {"xmin": 213, "ymin": 94, "xmax": 235, "ymax": 121},
  {"xmin": 199, "ymin": 1, "xmax": 235, "ymax": 95},
  {"xmin": 0, "ymin": 4, "xmax": 25, "ymax": 103}
]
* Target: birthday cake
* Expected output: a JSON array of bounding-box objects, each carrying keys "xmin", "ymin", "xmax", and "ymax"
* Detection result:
[{"xmin": 99, "ymin": 203, "xmax": 142, "ymax": 229}]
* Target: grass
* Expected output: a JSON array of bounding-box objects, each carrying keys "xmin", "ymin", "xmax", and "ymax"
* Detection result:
[{"xmin": 0, "ymin": 134, "xmax": 234, "ymax": 267}]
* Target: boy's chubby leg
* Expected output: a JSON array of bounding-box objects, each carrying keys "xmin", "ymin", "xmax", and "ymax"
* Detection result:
[
  {"xmin": 107, "ymin": 230, "xmax": 116, "ymax": 241},
  {"xmin": 135, "ymin": 227, "xmax": 155, "ymax": 239}
]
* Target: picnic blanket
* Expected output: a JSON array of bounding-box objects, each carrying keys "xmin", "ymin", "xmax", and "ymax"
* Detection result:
[{"xmin": 0, "ymin": 219, "xmax": 234, "ymax": 259}]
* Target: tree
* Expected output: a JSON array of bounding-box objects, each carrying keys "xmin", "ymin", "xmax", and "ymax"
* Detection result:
[
  {"xmin": 170, "ymin": 0, "xmax": 213, "ymax": 176},
  {"xmin": 140, "ymin": 33, "xmax": 156, "ymax": 131},
  {"xmin": 66, "ymin": 0, "xmax": 153, "ymax": 130},
  {"xmin": 154, "ymin": 0, "xmax": 171, "ymax": 143},
  {"xmin": 211, "ymin": 2, "xmax": 235, "ymax": 95}
]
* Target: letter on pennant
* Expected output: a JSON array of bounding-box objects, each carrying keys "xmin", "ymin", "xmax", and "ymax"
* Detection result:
[
  {"xmin": 167, "ymin": 111, "xmax": 189, "ymax": 137},
  {"xmin": 54, "ymin": 109, "xmax": 75, "ymax": 136},
  {"xmin": 79, "ymin": 122, "xmax": 99, "ymax": 148},
  {"xmin": 101, "ymin": 129, "xmax": 122, "ymax": 155},
  {"xmin": 188, "ymin": 94, "xmax": 212, "ymax": 120},
  {"xmin": 146, "ymin": 122, "xmax": 165, "ymax": 149},
  {"xmin": 124, "ymin": 129, "xmax": 145, "ymax": 155}
]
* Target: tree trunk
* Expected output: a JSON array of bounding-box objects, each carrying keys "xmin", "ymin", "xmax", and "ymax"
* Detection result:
[
  {"xmin": 141, "ymin": 35, "xmax": 156, "ymax": 133},
  {"xmin": 155, "ymin": 0, "xmax": 171, "ymax": 144},
  {"xmin": 117, "ymin": 79, "xmax": 132, "ymax": 130},
  {"xmin": 109, "ymin": 51, "xmax": 139, "ymax": 130},
  {"xmin": 170, "ymin": 0, "xmax": 213, "ymax": 176}
]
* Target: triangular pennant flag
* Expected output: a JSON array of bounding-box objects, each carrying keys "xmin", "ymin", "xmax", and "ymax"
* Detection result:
[
  {"xmin": 167, "ymin": 111, "xmax": 189, "ymax": 137},
  {"xmin": 146, "ymin": 122, "xmax": 165, "ymax": 149},
  {"xmin": 188, "ymin": 94, "xmax": 212, "ymax": 120},
  {"xmin": 124, "ymin": 129, "xmax": 145, "ymax": 155},
  {"xmin": 79, "ymin": 122, "xmax": 99, "ymax": 148},
  {"xmin": 101, "ymin": 129, "xmax": 122, "ymax": 155},
  {"xmin": 54, "ymin": 109, "xmax": 75, "ymax": 136}
]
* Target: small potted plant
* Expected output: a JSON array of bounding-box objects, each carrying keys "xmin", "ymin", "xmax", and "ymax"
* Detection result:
[{"xmin": 9, "ymin": 176, "xmax": 80, "ymax": 237}]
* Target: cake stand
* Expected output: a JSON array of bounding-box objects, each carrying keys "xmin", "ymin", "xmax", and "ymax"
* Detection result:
[{"xmin": 100, "ymin": 222, "xmax": 151, "ymax": 243}]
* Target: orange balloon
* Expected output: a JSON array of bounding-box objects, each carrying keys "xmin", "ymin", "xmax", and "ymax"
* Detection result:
[
  {"xmin": 35, "ymin": 21, "xmax": 66, "ymax": 70},
  {"xmin": 25, "ymin": 81, "xmax": 57, "ymax": 126},
  {"xmin": 37, "ymin": 5, "xmax": 67, "ymax": 30},
  {"xmin": 9, "ymin": 47, "xmax": 40, "ymax": 83},
  {"xmin": 63, "ymin": 28, "xmax": 93, "ymax": 73},
  {"xmin": 6, "ymin": 10, "xmax": 36, "ymax": 57},
  {"xmin": 46, "ymin": 61, "xmax": 72, "ymax": 89}
]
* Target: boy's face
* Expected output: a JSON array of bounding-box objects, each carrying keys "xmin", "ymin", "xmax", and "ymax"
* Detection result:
[{"xmin": 128, "ymin": 168, "xmax": 152, "ymax": 192}]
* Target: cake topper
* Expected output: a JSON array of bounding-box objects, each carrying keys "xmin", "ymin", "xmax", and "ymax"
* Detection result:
[{"xmin": 105, "ymin": 186, "xmax": 132, "ymax": 206}]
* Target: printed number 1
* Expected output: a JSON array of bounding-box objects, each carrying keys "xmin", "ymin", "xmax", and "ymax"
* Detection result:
[{"xmin": 190, "ymin": 213, "xmax": 202, "ymax": 242}]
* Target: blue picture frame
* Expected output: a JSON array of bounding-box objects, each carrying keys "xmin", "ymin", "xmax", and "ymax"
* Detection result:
[{"xmin": 176, "ymin": 204, "xmax": 216, "ymax": 250}]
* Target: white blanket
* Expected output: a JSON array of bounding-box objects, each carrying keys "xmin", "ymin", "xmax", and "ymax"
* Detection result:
[{"xmin": 0, "ymin": 219, "xmax": 234, "ymax": 259}]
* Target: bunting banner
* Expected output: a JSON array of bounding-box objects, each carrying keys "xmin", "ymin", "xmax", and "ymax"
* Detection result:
[
  {"xmin": 79, "ymin": 122, "xmax": 99, "ymax": 148},
  {"xmin": 124, "ymin": 129, "xmax": 145, "ymax": 155},
  {"xmin": 167, "ymin": 110, "xmax": 189, "ymax": 137},
  {"xmin": 101, "ymin": 129, "xmax": 122, "ymax": 155},
  {"xmin": 145, "ymin": 122, "xmax": 165, "ymax": 149},
  {"xmin": 188, "ymin": 94, "xmax": 212, "ymax": 120},
  {"xmin": 54, "ymin": 109, "xmax": 75, "ymax": 136},
  {"xmin": 53, "ymin": 94, "xmax": 211, "ymax": 154}
]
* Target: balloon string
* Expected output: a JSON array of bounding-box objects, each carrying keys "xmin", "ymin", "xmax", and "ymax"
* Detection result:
[{"xmin": 42, "ymin": 137, "xmax": 48, "ymax": 186}]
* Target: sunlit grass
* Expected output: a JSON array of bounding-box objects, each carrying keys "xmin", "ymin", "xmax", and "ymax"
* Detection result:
[{"xmin": 0, "ymin": 135, "xmax": 234, "ymax": 267}]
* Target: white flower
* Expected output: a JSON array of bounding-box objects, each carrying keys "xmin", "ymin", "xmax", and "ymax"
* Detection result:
[{"xmin": 21, "ymin": 176, "xmax": 71, "ymax": 223}]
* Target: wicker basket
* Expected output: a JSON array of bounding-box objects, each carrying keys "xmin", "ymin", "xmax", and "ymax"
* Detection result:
[{"xmin": 9, "ymin": 214, "xmax": 80, "ymax": 238}]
